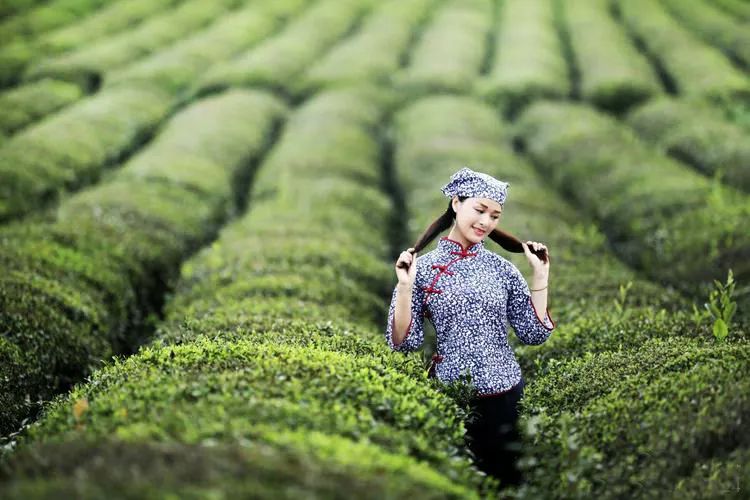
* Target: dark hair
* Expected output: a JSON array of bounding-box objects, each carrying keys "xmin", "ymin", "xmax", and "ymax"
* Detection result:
[{"xmin": 409, "ymin": 196, "xmax": 548, "ymax": 262}]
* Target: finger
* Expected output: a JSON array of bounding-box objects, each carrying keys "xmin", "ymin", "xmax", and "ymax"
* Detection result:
[{"xmin": 525, "ymin": 242, "xmax": 541, "ymax": 259}]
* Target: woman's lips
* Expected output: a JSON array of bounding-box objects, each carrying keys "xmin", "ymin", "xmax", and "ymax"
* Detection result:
[{"xmin": 473, "ymin": 228, "xmax": 485, "ymax": 236}]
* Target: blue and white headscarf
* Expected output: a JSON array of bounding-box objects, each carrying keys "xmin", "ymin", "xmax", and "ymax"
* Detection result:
[{"xmin": 440, "ymin": 167, "xmax": 509, "ymax": 206}]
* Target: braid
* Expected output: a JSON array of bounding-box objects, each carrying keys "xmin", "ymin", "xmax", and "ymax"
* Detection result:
[{"xmin": 411, "ymin": 198, "xmax": 459, "ymax": 253}]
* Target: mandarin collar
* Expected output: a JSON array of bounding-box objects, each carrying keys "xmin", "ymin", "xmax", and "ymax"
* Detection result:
[{"xmin": 437, "ymin": 236, "xmax": 484, "ymax": 256}]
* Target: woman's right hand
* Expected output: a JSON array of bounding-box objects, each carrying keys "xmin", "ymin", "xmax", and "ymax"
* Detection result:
[{"xmin": 395, "ymin": 247, "xmax": 417, "ymax": 286}]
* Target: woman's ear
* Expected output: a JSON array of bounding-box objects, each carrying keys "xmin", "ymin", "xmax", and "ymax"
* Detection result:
[{"xmin": 451, "ymin": 196, "xmax": 460, "ymax": 213}]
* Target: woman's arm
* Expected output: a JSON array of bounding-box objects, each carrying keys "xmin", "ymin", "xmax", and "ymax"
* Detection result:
[
  {"xmin": 392, "ymin": 282, "xmax": 416, "ymax": 346},
  {"xmin": 385, "ymin": 249, "xmax": 426, "ymax": 352},
  {"xmin": 507, "ymin": 263, "xmax": 555, "ymax": 345},
  {"xmin": 530, "ymin": 266, "xmax": 549, "ymax": 319},
  {"xmin": 507, "ymin": 241, "xmax": 555, "ymax": 344},
  {"xmin": 386, "ymin": 278, "xmax": 427, "ymax": 352}
]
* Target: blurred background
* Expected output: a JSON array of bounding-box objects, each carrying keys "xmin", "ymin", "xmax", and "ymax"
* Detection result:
[{"xmin": 0, "ymin": 0, "xmax": 749, "ymax": 498}]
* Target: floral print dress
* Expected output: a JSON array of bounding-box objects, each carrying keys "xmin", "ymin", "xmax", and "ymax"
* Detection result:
[{"xmin": 385, "ymin": 236, "xmax": 556, "ymax": 397}]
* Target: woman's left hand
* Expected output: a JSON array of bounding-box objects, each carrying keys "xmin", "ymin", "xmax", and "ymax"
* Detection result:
[{"xmin": 521, "ymin": 240, "xmax": 550, "ymax": 276}]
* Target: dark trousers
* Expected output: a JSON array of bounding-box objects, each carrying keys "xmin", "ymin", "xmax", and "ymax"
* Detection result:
[{"xmin": 463, "ymin": 377, "xmax": 526, "ymax": 488}]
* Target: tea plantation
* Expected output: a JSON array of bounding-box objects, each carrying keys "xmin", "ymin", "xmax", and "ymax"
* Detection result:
[{"xmin": 0, "ymin": 0, "xmax": 748, "ymax": 498}]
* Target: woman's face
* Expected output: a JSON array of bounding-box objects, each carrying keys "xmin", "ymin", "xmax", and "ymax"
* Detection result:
[{"xmin": 452, "ymin": 196, "xmax": 503, "ymax": 244}]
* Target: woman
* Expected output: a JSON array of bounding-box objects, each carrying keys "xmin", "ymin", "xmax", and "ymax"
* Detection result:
[{"xmin": 385, "ymin": 167, "xmax": 555, "ymax": 488}]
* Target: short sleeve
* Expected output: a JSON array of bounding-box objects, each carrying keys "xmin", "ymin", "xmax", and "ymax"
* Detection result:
[
  {"xmin": 506, "ymin": 262, "xmax": 555, "ymax": 345},
  {"xmin": 385, "ymin": 259, "xmax": 426, "ymax": 353}
]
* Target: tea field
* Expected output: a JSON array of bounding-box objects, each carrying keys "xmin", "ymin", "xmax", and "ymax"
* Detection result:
[{"xmin": 0, "ymin": 0, "xmax": 749, "ymax": 497}]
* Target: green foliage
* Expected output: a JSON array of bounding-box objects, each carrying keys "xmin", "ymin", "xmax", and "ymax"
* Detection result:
[
  {"xmin": 672, "ymin": 446, "xmax": 749, "ymax": 498},
  {"xmin": 0, "ymin": 78, "xmax": 82, "ymax": 135},
  {"xmin": 2, "ymin": 432, "xmax": 477, "ymax": 499},
  {"xmin": 2, "ymin": 2, "xmax": 748, "ymax": 497},
  {"xmin": 0, "ymin": 0, "xmax": 184, "ymax": 87},
  {"xmin": 3, "ymin": 87, "xmax": 487, "ymax": 495},
  {"xmin": 518, "ymin": 338, "xmax": 750, "ymax": 498},
  {"xmin": 106, "ymin": 0, "xmax": 304, "ymax": 96},
  {"xmin": 475, "ymin": 0, "xmax": 569, "ymax": 117},
  {"xmin": 710, "ymin": 0, "xmax": 750, "ymax": 21},
  {"xmin": 303, "ymin": 0, "xmax": 435, "ymax": 93},
  {"xmin": 0, "ymin": 85, "xmax": 172, "ymax": 221},
  {"xmin": 20, "ymin": 338, "xmax": 470, "ymax": 470},
  {"xmin": 614, "ymin": 0, "xmax": 750, "ymax": 99},
  {"xmin": 515, "ymin": 100, "xmax": 750, "ymax": 309},
  {"xmin": 22, "ymin": 0, "xmax": 243, "ymax": 89},
  {"xmin": 193, "ymin": 0, "xmax": 374, "ymax": 98},
  {"xmin": 613, "ymin": 280, "xmax": 633, "ymax": 318},
  {"xmin": 0, "ymin": 0, "xmax": 49, "ymax": 20},
  {"xmin": 518, "ymin": 411, "xmax": 602, "ymax": 499},
  {"xmin": 394, "ymin": 0, "xmax": 492, "ymax": 95},
  {"xmin": 0, "ymin": 90, "xmax": 284, "ymax": 436},
  {"xmin": 627, "ymin": 96, "xmax": 750, "ymax": 192},
  {"xmin": 660, "ymin": 0, "xmax": 750, "ymax": 68},
  {"xmin": 692, "ymin": 269, "xmax": 738, "ymax": 342},
  {"xmin": 555, "ymin": 0, "xmax": 660, "ymax": 113},
  {"xmin": 0, "ymin": 0, "xmax": 110, "ymax": 42}
]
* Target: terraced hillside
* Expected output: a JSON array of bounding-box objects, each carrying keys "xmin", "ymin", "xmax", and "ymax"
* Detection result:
[{"xmin": 1, "ymin": 0, "xmax": 748, "ymax": 498}]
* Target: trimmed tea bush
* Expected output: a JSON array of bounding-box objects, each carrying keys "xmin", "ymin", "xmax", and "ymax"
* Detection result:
[
  {"xmin": 193, "ymin": 0, "xmax": 374, "ymax": 98},
  {"xmin": 302, "ymin": 0, "xmax": 436, "ymax": 94},
  {"xmin": 2, "ymin": 431, "xmax": 475, "ymax": 499},
  {"xmin": 3, "ymin": 87, "xmax": 485, "ymax": 497},
  {"xmin": 518, "ymin": 337, "xmax": 750, "ymax": 498},
  {"xmin": 613, "ymin": 0, "xmax": 750, "ymax": 100},
  {"xmin": 395, "ymin": 0, "xmax": 493, "ymax": 95},
  {"xmin": 660, "ymin": 0, "xmax": 750, "ymax": 68},
  {"xmin": 627, "ymin": 96, "xmax": 750, "ymax": 192},
  {"xmin": 517, "ymin": 306, "xmax": 721, "ymax": 379},
  {"xmin": 0, "ymin": 0, "xmax": 49, "ymax": 20},
  {"xmin": 557, "ymin": 0, "xmax": 661, "ymax": 112},
  {"xmin": 105, "ymin": 0, "xmax": 305, "ymax": 94},
  {"xmin": 7, "ymin": 337, "xmax": 480, "ymax": 498},
  {"xmin": 477, "ymin": 0, "xmax": 569, "ymax": 117},
  {"xmin": 0, "ymin": 85, "xmax": 171, "ymax": 221},
  {"xmin": 0, "ymin": 0, "xmax": 109, "ymax": 42},
  {"xmin": 0, "ymin": 89, "xmax": 285, "ymax": 436},
  {"xmin": 515, "ymin": 100, "xmax": 750, "ymax": 306},
  {"xmin": 24, "ymin": 0, "xmax": 244, "ymax": 90},
  {"xmin": 711, "ymin": 0, "xmax": 750, "ymax": 22},
  {"xmin": 0, "ymin": 0, "xmax": 184, "ymax": 87},
  {"xmin": 0, "ymin": 78, "xmax": 82, "ymax": 135}
]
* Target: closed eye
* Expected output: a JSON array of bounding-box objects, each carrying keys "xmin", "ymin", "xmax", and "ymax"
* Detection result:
[{"xmin": 476, "ymin": 208, "xmax": 501, "ymax": 220}]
